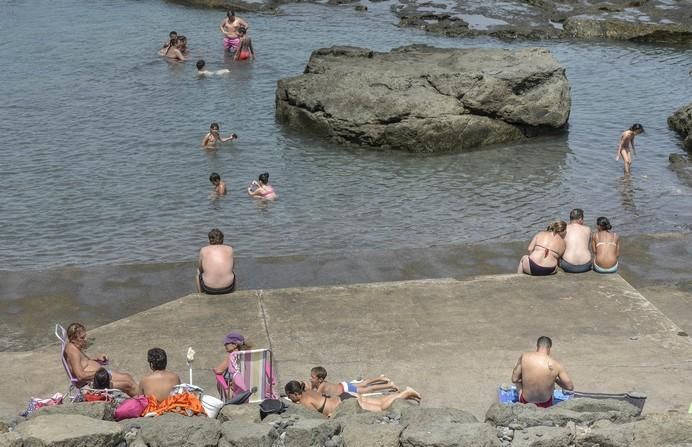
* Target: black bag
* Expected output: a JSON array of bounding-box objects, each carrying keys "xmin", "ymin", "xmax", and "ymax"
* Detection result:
[{"xmin": 259, "ymin": 399, "xmax": 287, "ymax": 420}]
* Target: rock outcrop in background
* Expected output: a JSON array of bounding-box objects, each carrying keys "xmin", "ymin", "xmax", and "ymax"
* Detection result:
[
  {"xmin": 669, "ymin": 103, "xmax": 692, "ymax": 152},
  {"xmin": 276, "ymin": 45, "xmax": 571, "ymax": 152}
]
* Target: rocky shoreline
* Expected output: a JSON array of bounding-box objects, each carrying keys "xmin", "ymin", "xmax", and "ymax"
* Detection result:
[
  {"xmin": 2, "ymin": 398, "xmax": 691, "ymax": 446},
  {"xmin": 167, "ymin": 0, "xmax": 692, "ymax": 44}
]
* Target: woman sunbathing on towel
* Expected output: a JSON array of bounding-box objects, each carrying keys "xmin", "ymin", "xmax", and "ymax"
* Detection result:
[
  {"xmin": 285, "ymin": 380, "xmax": 421, "ymax": 417},
  {"xmin": 64, "ymin": 322, "xmax": 138, "ymax": 396}
]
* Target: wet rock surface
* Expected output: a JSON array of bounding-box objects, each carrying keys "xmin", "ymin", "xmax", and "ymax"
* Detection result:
[
  {"xmin": 669, "ymin": 103, "xmax": 692, "ymax": 152},
  {"xmin": 276, "ymin": 45, "xmax": 570, "ymax": 152},
  {"xmin": 393, "ymin": 0, "xmax": 692, "ymax": 43}
]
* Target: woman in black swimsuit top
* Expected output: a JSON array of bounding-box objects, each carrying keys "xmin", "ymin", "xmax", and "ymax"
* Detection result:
[{"xmin": 517, "ymin": 220, "xmax": 567, "ymax": 276}]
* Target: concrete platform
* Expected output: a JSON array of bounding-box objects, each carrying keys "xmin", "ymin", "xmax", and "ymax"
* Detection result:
[{"xmin": 2, "ymin": 273, "xmax": 692, "ymax": 419}]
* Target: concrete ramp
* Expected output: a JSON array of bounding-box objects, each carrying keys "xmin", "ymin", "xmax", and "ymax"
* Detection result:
[{"xmin": 2, "ymin": 273, "xmax": 691, "ymax": 418}]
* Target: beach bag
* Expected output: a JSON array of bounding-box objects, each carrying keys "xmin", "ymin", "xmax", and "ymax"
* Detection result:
[
  {"xmin": 259, "ymin": 399, "xmax": 287, "ymax": 420},
  {"xmin": 115, "ymin": 395, "xmax": 149, "ymax": 421}
]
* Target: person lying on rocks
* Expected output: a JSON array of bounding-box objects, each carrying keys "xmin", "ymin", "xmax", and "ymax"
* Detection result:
[
  {"xmin": 304, "ymin": 366, "xmax": 398, "ymax": 396},
  {"xmin": 285, "ymin": 380, "xmax": 421, "ymax": 417},
  {"xmin": 139, "ymin": 348, "xmax": 181, "ymax": 402},
  {"xmin": 511, "ymin": 336, "xmax": 573, "ymax": 408},
  {"xmin": 64, "ymin": 322, "xmax": 139, "ymax": 396}
]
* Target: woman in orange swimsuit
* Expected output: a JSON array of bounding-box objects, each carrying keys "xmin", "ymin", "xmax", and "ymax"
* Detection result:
[
  {"xmin": 517, "ymin": 221, "xmax": 567, "ymax": 276},
  {"xmin": 592, "ymin": 217, "xmax": 620, "ymax": 273}
]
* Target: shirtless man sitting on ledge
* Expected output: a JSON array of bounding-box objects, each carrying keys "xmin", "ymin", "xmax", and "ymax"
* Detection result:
[
  {"xmin": 196, "ymin": 228, "xmax": 236, "ymax": 294},
  {"xmin": 511, "ymin": 336, "xmax": 574, "ymax": 408},
  {"xmin": 64, "ymin": 322, "xmax": 138, "ymax": 396}
]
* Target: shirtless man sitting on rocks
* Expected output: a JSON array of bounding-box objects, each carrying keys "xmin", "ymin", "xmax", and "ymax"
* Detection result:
[
  {"xmin": 196, "ymin": 228, "xmax": 236, "ymax": 294},
  {"xmin": 285, "ymin": 380, "xmax": 421, "ymax": 418},
  {"xmin": 139, "ymin": 348, "xmax": 181, "ymax": 401},
  {"xmin": 511, "ymin": 336, "xmax": 573, "ymax": 408},
  {"xmin": 64, "ymin": 322, "xmax": 138, "ymax": 396},
  {"xmin": 559, "ymin": 208, "xmax": 592, "ymax": 273}
]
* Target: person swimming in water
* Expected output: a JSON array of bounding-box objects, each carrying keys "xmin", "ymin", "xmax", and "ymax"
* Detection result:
[
  {"xmin": 160, "ymin": 38, "xmax": 186, "ymax": 61},
  {"xmin": 209, "ymin": 172, "xmax": 227, "ymax": 195},
  {"xmin": 201, "ymin": 123, "xmax": 237, "ymax": 149},
  {"xmin": 247, "ymin": 172, "xmax": 276, "ymax": 200},
  {"xmin": 616, "ymin": 123, "xmax": 644, "ymax": 174},
  {"xmin": 196, "ymin": 60, "xmax": 230, "ymax": 76},
  {"xmin": 160, "ymin": 31, "xmax": 177, "ymax": 53},
  {"xmin": 234, "ymin": 28, "xmax": 255, "ymax": 62}
]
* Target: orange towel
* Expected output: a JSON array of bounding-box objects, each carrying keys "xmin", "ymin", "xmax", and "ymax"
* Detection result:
[{"xmin": 143, "ymin": 392, "xmax": 206, "ymax": 417}]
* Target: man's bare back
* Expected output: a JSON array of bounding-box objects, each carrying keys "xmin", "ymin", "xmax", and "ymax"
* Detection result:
[
  {"xmin": 140, "ymin": 371, "xmax": 181, "ymax": 401},
  {"xmin": 198, "ymin": 244, "xmax": 234, "ymax": 288},
  {"xmin": 512, "ymin": 337, "xmax": 573, "ymax": 405},
  {"xmin": 562, "ymin": 222, "xmax": 592, "ymax": 265}
]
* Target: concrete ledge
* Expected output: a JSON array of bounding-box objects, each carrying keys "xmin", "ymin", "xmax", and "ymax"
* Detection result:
[{"xmin": 2, "ymin": 273, "xmax": 691, "ymax": 419}]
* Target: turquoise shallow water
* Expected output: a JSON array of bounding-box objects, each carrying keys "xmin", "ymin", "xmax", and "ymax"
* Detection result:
[{"xmin": 0, "ymin": 0, "xmax": 691, "ymax": 271}]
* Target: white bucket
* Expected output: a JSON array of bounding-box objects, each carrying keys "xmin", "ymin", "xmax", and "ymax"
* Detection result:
[{"xmin": 201, "ymin": 394, "xmax": 224, "ymax": 418}]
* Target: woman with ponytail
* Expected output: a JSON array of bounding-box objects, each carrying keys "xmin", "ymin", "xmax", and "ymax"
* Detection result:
[
  {"xmin": 517, "ymin": 220, "xmax": 567, "ymax": 276},
  {"xmin": 592, "ymin": 217, "xmax": 620, "ymax": 273}
]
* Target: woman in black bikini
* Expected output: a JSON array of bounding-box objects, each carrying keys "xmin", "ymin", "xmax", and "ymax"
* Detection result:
[{"xmin": 517, "ymin": 220, "xmax": 567, "ymax": 276}]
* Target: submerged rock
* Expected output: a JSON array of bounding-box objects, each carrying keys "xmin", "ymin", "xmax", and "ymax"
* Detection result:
[
  {"xmin": 668, "ymin": 103, "xmax": 692, "ymax": 151},
  {"xmin": 276, "ymin": 45, "xmax": 570, "ymax": 152}
]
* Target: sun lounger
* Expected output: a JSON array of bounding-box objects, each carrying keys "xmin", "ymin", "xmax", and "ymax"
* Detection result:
[{"xmin": 215, "ymin": 348, "xmax": 277, "ymax": 403}]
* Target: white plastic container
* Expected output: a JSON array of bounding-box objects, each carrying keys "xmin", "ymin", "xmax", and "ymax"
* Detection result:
[{"xmin": 201, "ymin": 394, "xmax": 224, "ymax": 418}]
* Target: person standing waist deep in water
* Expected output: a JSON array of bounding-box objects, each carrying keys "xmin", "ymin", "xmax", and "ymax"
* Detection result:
[
  {"xmin": 220, "ymin": 10, "xmax": 249, "ymax": 54},
  {"xmin": 616, "ymin": 123, "xmax": 644, "ymax": 174}
]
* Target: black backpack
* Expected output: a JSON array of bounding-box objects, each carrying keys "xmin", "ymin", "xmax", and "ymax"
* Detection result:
[{"xmin": 259, "ymin": 399, "xmax": 287, "ymax": 420}]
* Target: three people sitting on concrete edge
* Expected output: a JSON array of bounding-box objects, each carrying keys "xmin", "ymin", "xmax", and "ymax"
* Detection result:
[
  {"xmin": 304, "ymin": 366, "xmax": 399, "ymax": 396},
  {"xmin": 511, "ymin": 336, "xmax": 574, "ymax": 408},
  {"xmin": 592, "ymin": 216, "xmax": 620, "ymax": 274},
  {"xmin": 559, "ymin": 208, "xmax": 593, "ymax": 273},
  {"xmin": 517, "ymin": 220, "xmax": 567, "ymax": 276},
  {"xmin": 284, "ymin": 380, "xmax": 421, "ymax": 417},
  {"xmin": 196, "ymin": 228, "xmax": 236, "ymax": 295},
  {"xmin": 64, "ymin": 322, "xmax": 138, "ymax": 396},
  {"xmin": 139, "ymin": 347, "xmax": 181, "ymax": 402}
]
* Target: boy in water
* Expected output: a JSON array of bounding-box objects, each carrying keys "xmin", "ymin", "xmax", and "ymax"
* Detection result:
[
  {"xmin": 209, "ymin": 172, "xmax": 227, "ymax": 195},
  {"xmin": 201, "ymin": 122, "xmax": 237, "ymax": 149},
  {"xmin": 196, "ymin": 60, "xmax": 230, "ymax": 76},
  {"xmin": 161, "ymin": 31, "xmax": 177, "ymax": 52},
  {"xmin": 616, "ymin": 123, "xmax": 644, "ymax": 174},
  {"xmin": 304, "ymin": 366, "xmax": 398, "ymax": 396}
]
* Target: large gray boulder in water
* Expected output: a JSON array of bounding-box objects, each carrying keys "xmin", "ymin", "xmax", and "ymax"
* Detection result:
[
  {"xmin": 276, "ymin": 45, "xmax": 571, "ymax": 152},
  {"xmin": 668, "ymin": 102, "xmax": 692, "ymax": 151}
]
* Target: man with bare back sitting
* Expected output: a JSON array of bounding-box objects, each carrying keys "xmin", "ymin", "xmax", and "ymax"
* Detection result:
[
  {"xmin": 511, "ymin": 336, "xmax": 574, "ymax": 408},
  {"xmin": 196, "ymin": 228, "xmax": 236, "ymax": 294},
  {"xmin": 139, "ymin": 348, "xmax": 181, "ymax": 401},
  {"xmin": 64, "ymin": 322, "xmax": 138, "ymax": 396}
]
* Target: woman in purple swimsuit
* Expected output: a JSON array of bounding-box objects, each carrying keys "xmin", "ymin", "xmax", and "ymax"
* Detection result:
[
  {"xmin": 247, "ymin": 172, "xmax": 277, "ymax": 200},
  {"xmin": 517, "ymin": 221, "xmax": 567, "ymax": 276}
]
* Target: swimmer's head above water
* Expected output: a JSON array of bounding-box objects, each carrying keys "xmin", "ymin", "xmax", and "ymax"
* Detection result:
[
  {"xmin": 209, "ymin": 172, "xmax": 221, "ymax": 185},
  {"xmin": 629, "ymin": 123, "xmax": 644, "ymax": 134},
  {"xmin": 258, "ymin": 172, "xmax": 269, "ymax": 185},
  {"xmin": 196, "ymin": 60, "xmax": 206, "ymax": 71},
  {"xmin": 596, "ymin": 217, "xmax": 612, "ymax": 231},
  {"xmin": 169, "ymin": 31, "xmax": 178, "ymax": 39}
]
